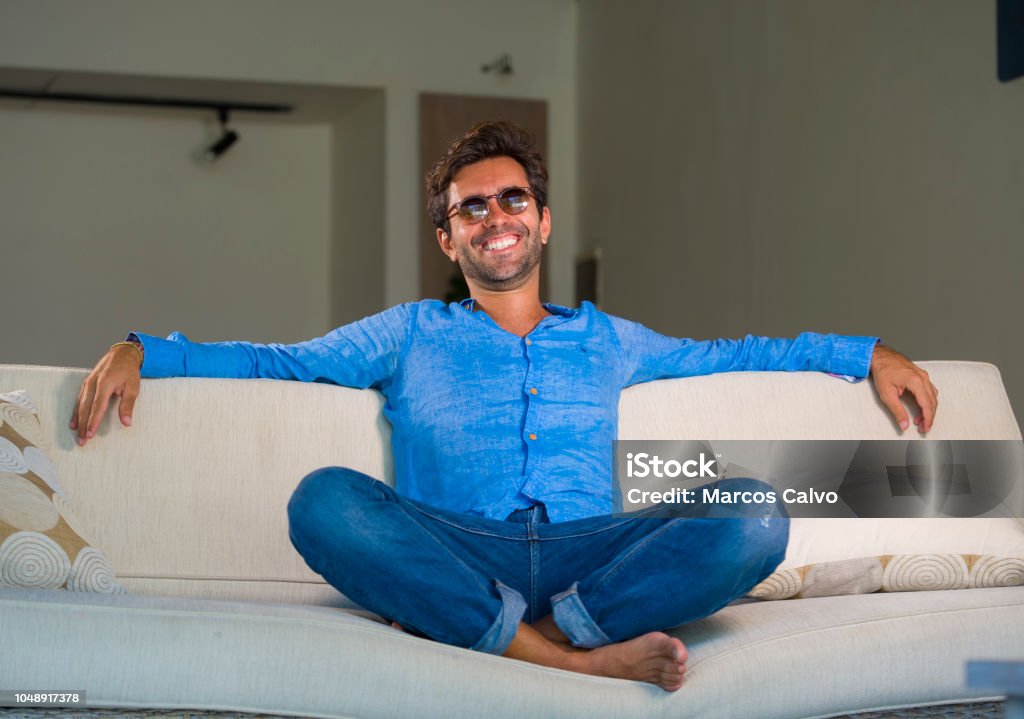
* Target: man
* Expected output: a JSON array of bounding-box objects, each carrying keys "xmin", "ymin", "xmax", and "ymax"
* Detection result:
[{"xmin": 71, "ymin": 121, "xmax": 938, "ymax": 692}]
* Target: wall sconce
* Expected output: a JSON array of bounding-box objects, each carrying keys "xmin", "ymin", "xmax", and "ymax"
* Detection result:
[
  {"xmin": 204, "ymin": 108, "xmax": 239, "ymax": 161},
  {"xmin": 481, "ymin": 54, "xmax": 514, "ymax": 76}
]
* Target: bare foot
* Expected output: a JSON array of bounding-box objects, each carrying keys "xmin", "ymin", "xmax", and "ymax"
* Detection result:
[
  {"xmin": 505, "ymin": 623, "xmax": 687, "ymax": 692},
  {"xmin": 573, "ymin": 631, "xmax": 688, "ymax": 692}
]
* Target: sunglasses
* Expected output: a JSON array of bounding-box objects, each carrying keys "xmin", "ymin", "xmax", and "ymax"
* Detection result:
[{"xmin": 445, "ymin": 187, "xmax": 535, "ymax": 224}]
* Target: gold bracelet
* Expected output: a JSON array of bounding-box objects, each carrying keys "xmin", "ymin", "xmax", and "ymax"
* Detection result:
[{"xmin": 110, "ymin": 340, "xmax": 144, "ymax": 367}]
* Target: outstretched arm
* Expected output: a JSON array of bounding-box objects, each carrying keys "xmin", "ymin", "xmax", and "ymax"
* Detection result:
[
  {"xmin": 608, "ymin": 315, "xmax": 878, "ymax": 385},
  {"xmin": 70, "ymin": 303, "xmax": 414, "ymax": 447},
  {"xmin": 607, "ymin": 315, "xmax": 938, "ymax": 433},
  {"xmin": 869, "ymin": 343, "xmax": 939, "ymax": 432}
]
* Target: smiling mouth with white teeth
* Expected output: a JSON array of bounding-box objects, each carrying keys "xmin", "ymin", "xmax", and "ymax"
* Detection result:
[{"xmin": 479, "ymin": 234, "xmax": 520, "ymax": 252}]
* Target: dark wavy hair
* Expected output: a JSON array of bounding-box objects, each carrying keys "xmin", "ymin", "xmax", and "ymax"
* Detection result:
[{"xmin": 425, "ymin": 121, "xmax": 548, "ymax": 235}]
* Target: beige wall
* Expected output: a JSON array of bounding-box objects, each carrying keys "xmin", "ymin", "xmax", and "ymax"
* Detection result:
[
  {"xmin": 0, "ymin": 106, "xmax": 331, "ymax": 367},
  {"xmin": 578, "ymin": 0, "xmax": 1024, "ymax": 422},
  {"xmin": 0, "ymin": 0, "xmax": 578, "ymax": 368},
  {"xmin": 4, "ymin": 0, "xmax": 1021, "ymax": 424}
]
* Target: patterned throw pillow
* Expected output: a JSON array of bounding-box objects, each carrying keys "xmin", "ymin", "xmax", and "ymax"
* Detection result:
[
  {"xmin": 750, "ymin": 553, "xmax": 1024, "ymax": 600},
  {"xmin": 0, "ymin": 390, "xmax": 124, "ymax": 593}
]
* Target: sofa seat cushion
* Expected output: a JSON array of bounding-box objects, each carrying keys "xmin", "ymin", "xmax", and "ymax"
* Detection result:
[
  {"xmin": 1, "ymin": 586, "xmax": 1019, "ymax": 719},
  {"xmin": 674, "ymin": 587, "xmax": 1022, "ymax": 718}
]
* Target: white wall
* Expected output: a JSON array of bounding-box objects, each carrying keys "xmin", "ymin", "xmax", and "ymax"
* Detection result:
[
  {"xmin": 578, "ymin": 0, "xmax": 1024, "ymax": 421},
  {"xmin": 0, "ymin": 105, "xmax": 330, "ymax": 367},
  {"xmin": 0, "ymin": 0, "xmax": 579, "ymax": 318},
  {"xmin": 331, "ymin": 90, "xmax": 387, "ymax": 328}
]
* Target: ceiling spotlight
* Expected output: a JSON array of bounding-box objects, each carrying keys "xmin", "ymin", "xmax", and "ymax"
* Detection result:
[
  {"xmin": 205, "ymin": 107, "xmax": 239, "ymax": 161},
  {"xmin": 481, "ymin": 53, "xmax": 514, "ymax": 75}
]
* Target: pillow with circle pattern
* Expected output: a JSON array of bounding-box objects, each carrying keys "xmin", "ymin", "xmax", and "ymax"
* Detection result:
[
  {"xmin": 748, "ymin": 517, "xmax": 1024, "ymax": 600},
  {"xmin": 0, "ymin": 389, "xmax": 124, "ymax": 593}
]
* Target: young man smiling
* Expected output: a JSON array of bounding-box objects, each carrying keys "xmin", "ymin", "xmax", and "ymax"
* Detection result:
[{"xmin": 72, "ymin": 122, "xmax": 938, "ymax": 692}]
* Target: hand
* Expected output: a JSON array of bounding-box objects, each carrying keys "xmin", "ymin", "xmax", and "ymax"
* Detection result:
[
  {"xmin": 869, "ymin": 343, "xmax": 938, "ymax": 433},
  {"xmin": 70, "ymin": 343, "xmax": 142, "ymax": 447}
]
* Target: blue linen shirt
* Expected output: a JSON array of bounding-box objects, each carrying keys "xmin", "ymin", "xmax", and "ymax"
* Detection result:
[{"xmin": 133, "ymin": 300, "xmax": 878, "ymax": 523}]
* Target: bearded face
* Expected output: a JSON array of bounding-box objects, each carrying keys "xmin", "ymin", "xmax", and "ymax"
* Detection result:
[{"xmin": 438, "ymin": 157, "xmax": 550, "ymax": 294}]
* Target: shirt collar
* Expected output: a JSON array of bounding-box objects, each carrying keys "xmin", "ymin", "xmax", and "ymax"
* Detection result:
[{"xmin": 457, "ymin": 298, "xmax": 579, "ymax": 320}]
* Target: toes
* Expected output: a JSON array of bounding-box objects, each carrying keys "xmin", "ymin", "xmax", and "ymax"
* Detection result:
[
  {"xmin": 656, "ymin": 659, "xmax": 685, "ymax": 682},
  {"xmin": 660, "ymin": 670, "xmax": 685, "ymax": 692},
  {"xmin": 671, "ymin": 637, "xmax": 688, "ymax": 664}
]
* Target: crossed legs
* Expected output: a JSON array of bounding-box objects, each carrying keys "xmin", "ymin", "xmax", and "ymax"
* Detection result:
[{"xmin": 287, "ymin": 468, "xmax": 787, "ymax": 692}]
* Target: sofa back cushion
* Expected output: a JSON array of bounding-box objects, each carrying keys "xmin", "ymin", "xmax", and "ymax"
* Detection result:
[
  {"xmin": 0, "ymin": 367, "xmax": 392, "ymax": 606},
  {"xmin": 0, "ymin": 361, "xmax": 1018, "ymax": 605}
]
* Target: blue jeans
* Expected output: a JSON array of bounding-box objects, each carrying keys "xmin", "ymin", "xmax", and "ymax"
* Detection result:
[{"xmin": 287, "ymin": 468, "xmax": 788, "ymax": 656}]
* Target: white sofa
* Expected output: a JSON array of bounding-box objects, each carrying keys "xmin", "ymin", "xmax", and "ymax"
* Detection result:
[{"xmin": 1, "ymin": 361, "xmax": 1022, "ymax": 719}]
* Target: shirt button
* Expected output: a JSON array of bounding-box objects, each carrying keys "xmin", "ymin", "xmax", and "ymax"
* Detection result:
[
  {"xmin": 530, "ymin": 387, "xmax": 538, "ymax": 395},
  {"xmin": 529, "ymin": 433, "xmax": 537, "ymax": 441},
  {"xmin": 525, "ymin": 338, "xmax": 532, "ymax": 346}
]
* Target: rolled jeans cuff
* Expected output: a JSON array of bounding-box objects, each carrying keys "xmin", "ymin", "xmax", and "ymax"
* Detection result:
[
  {"xmin": 470, "ymin": 579, "xmax": 527, "ymax": 655},
  {"xmin": 550, "ymin": 581, "xmax": 612, "ymax": 649}
]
